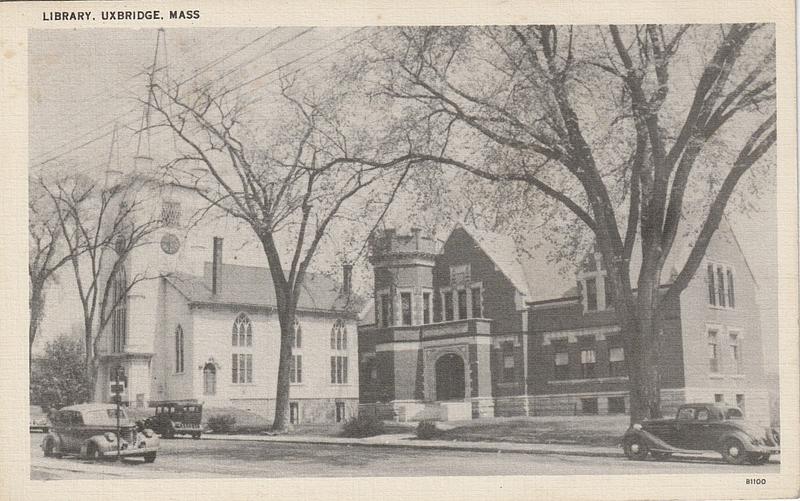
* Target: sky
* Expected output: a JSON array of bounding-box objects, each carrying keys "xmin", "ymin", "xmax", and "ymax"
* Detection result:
[{"xmin": 28, "ymin": 27, "xmax": 779, "ymax": 371}]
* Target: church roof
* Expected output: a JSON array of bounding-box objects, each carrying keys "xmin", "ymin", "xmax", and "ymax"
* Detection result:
[{"xmin": 165, "ymin": 262, "xmax": 362, "ymax": 316}]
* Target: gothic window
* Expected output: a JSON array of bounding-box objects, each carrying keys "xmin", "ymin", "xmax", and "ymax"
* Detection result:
[
  {"xmin": 232, "ymin": 313, "xmax": 252, "ymax": 347},
  {"xmin": 111, "ymin": 267, "xmax": 128, "ymax": 353},
  {"xmin": 175, "ymin": 325, "xmax": 184, "ymax": 373},
  {"xmin": 231, "ymin": 313, "xmax": 253, "ymax": 384},
  {"xmin": 160, "ymin": 200, "xmax": 182, "ymax": 227},
  {"xmin": 203, "ymin": 363, "xmax": 216, "ymax": 395}
]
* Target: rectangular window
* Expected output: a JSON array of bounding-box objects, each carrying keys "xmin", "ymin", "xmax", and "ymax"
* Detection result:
[
  {"xmin": 335, "ymin": 402, "xmax": 346, "ymax": 423},
  {"xmin": 727, "ymin": 269, "xmax": 736, "ymax": 308},
  {"xmin": 160, "ymin": 201, "xmax": 182, "ymax": 227},
  {"xmin": 401, "ymin": 292, "xmax": 412, "ymax": 325},
  {"xmin": 608, "ymin": 346, "xmax": 626, "ymax": 377},
  {"xmin": 729, "ymin": 333, "xmax": 741, "ymax": 373},
  {"xmin": 708, "ymin": 331, "xmax": 719, "ymax": 373},
  {"xmin": 715, "ymin": 393, "xmax": 724, "ymax": 403},
  {"xmin": 580, "ymin": 349, "xmax": 596, "ymax": 378},
  {"xmin": 501, "ymin": 342, "xmax": 515, "ymax": 382},
  {"xmin": 604, "ymin": 276, "xmax": 614, "ymax": 309},
  {"xmin": 581, "ymin": 398, "xmax": 598, "ymax": 415},
  {"xmin": 457, "ymin": 289, "xmax": 468, "ymax": 319},
  {"xmin": 471, "ymin": 287, "xmax": 482, "ymax": 318},
  {"xmin": 331, "ymin": 356, "xmax": 348, "ymax": 384},
  {"xmin": 289, "ymin": 402, "xmax": 299, "ymax": 424},
  {"xmin": 554, "ymin": 348, "xmax": 569, "ymax": 380},
  {"xmin": 585, "ymin": 278, "xmax": 598, "ymax": 311},
  {"xmin": 707, "ymin": 264, "xmax": 716, "ymax": 305},
  {"xmin": 423, "ymin": 292, "xmax": 431, "ymax": 324},
  {"xmin": 290, "ymin": 355, "xmax": 302, "ymax": 384},
  {"xmin": 380, "ymin": 294, "xmax": 390, "ymax": 327},
  {"xmin": 608, "ymin": 397, "xmax": 626, "ymax": 414},
  {"xmin": 717, "ymin": 266, "xmax": 726, "ymax": 307},
  {"xmin": 232, "ymin": 353, "xmax": 252, "ymax": 383},
  {"xmin": 432, "ymin": 292, "xmax": 441, "ymax": 323},
  {"xmin": 444, "ymin": 291, "xmax": 454, "ymax": 321}
]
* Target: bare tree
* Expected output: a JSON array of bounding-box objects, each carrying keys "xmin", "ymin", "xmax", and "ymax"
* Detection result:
[
  {"xmin": 369, "ymin": 24, "xmax": 776, "ymax": 421},
  {"xmin": 43, "ymin": 173, "xmax": 167, "ymax": 386},
  {"xmin": 28, "ymin": 175, "xmax": 81, "ymax": 363},
  {"xmin": 148, "ymin": 71, "xmax": 418, "ymax": 431}
]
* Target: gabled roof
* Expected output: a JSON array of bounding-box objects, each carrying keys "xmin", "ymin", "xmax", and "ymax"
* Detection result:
[
  {"xmin": 457, "ymin": 225, "xmax": 531, "ymax": 298},
  {"xmin": 165, "ymin": 262, "xmax": 362, "ymax": 315}
]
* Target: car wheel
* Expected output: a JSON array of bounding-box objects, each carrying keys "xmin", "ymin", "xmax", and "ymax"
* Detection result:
[
  {"xmin": 192, "ymin": 433, "xmax": 201, "ymax": 440},
  {"xmin": 720, "ymin": 438, "xmax": 748, "ymax": 465},
  {"xmin": 43, "ymin": 438, "xmax": 61, "ymax": 458},
  {"xmin": 651, "ymin": 451, "xmax": 671, "ymax": 461},
  {"xmin": 143, "ymin": 452, "xmax": 157, "ymax": 463},
  {"xmin": 86, "ymin": 443, "xmax": 102, "ymax": 462},
  {"xmin": 624, "ymin": 437, "xmax": 650, "ymax": 460}
]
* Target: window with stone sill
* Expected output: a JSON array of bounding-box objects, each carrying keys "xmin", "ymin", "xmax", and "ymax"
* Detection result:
[{"xmin": 553, "ymin": 349, "xmax": 570, "ymax": 380}]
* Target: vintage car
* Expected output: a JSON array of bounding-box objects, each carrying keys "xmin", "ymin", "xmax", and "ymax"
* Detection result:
[
  {"xmin": 145, "ymin": 401, "xmax": 204, "ymax": 439},
  {"xmin": 30, "ymin": 405, "xmax": 50, "ymax": 433},
  {"xmin": 41, "ymin": 403, "xmax": 159, "ymax": 462},
  {"xmin": 622, "ymin": 403, "xmax": 780, "ymax": 465}
]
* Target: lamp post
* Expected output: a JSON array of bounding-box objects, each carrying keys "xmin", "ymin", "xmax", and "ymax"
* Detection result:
[{"xmin": 111, "ymin": 365, "xmax": 124, "ymax": 461}]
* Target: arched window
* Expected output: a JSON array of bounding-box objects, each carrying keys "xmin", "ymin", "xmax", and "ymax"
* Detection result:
[
  {"xmin": 330, "ymin": 319, "xmax": 348, "ymax": 384},
  {"xmin": 111, "ymin": 266, "xmax": 128, "ymax": 353},
  {"xmin": 203, "ymin": 363, "xmax": 216, "ymax": 395},
  {"xmin": 232, "ymin": 313, "xmax": 252, "ymax": 347},
  {"xmin": 175, "ymin": 325, "xmax": 184, "ymax": 373},
  {"xmin": 231, "ymin": 313, "xmax": 253, "ymax": 384},
  {"xmin": 330, "ymin": 319, "xmax": 347, "ymax": 350}
]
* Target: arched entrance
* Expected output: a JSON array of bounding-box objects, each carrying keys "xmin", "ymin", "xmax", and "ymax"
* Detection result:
[{"xmin": 435, "ymin": 353, "xmax": 465, "ymax": 401}]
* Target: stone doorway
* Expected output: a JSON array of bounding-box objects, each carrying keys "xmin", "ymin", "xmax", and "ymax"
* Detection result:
[{"xmin": 435, "ymin": 353, "xmax": 465, "ymax": 401}]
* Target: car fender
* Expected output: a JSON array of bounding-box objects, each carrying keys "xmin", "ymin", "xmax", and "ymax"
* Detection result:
[
  {"xmin": 718, "ymin": 429, "xmax": 760, "ymax": 452},
  {"xmin": 82, "ymin": 436, "xmax": 112, "ymax": 457},
  {"xmin": 41, "ymin": 432, "xmax": 63, "ymax": 453},
  {"xmin": 622, "ymin": 428, "xmax": 682, "ymax": 452}
]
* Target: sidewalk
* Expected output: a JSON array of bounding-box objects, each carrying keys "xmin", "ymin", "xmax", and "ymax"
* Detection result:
[{"xmin": 201, "ymin": 432, "xmax": 780, "ymax": 464}]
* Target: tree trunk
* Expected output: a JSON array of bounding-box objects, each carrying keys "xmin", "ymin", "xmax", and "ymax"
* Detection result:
[
  {"xmin": 272, "ymin": 309, "xmax": 296, "ymax": 432},
  {"xmin": 624, "ymin": 275, "xmax": 663, "ymax": 423}
]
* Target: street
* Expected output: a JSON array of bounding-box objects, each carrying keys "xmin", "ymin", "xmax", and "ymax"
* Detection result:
[{"xmin": 29, "ymin": 433, "xmax": 779, "ymax": 480}]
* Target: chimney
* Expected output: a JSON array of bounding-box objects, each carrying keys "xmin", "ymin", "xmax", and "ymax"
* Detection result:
[
  {"xmin": 212, "ymin": 237, "xmax": 223, "ymax": 295},
  {"xmin": 342, "ymin": 264, "xmax": 353, "ymax": 296},
  {"xmin": 411, "ymin": 227, "xmax": 421, "ymax": 250}
]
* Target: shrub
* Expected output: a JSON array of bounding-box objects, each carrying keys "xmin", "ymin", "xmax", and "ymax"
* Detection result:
[
  {"xmin": 415, "ymin": 420, "xmax": 442, "ymax": 440},
  {"xmin": 340, "ymin": 414, "xmax": 385, "ymax": 438},
  {"xmin": 207, "ymin": 414, "xmax": 237, "ymax": 434}
]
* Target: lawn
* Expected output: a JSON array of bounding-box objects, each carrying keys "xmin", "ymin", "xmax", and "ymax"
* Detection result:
[{"xmin": 432, "ymin": 415, "xmax": 630, "ymax": 447}]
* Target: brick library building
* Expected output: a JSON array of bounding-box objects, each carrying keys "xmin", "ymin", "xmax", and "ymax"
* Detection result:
[{"xmin": 357, "ymin": 221, "xmax": 771, "ymax": 426}]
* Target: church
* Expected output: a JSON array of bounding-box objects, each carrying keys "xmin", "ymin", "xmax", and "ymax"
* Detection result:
[
  {"xmin": 93, "ymin": 175, "xmax": 360, "ymax": 424},
  {"xmin": 357, "ymin": 222, "xmax": 771, "ymax": 425}
]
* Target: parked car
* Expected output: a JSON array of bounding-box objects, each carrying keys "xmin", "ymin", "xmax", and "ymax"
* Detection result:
[
  {"xmin": 30, "ymin": 405, "xmax": 50, "ymax": 433},
  {"xmin": 145, "ymin": 401, "xmax": 204, "ymax": 439},
  {"xmin": 622, "ymin": 403, "xmax": 780, "ymax": 465},
  {"xmin": 41, "ymin": 403, "xmax": 159, "ymax": 462}
]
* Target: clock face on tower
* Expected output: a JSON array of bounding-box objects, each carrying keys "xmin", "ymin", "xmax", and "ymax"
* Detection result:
[{"xmin": 160, "ymin": 233, "xmax": 181, "ymax": 255}]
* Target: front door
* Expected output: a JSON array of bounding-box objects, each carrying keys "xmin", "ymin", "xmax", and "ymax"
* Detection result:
[{"xmin": 435, "ymin": 354, "xmax": 465, "ymax": 401}]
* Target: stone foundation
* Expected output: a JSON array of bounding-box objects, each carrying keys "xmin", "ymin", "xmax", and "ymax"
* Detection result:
[{"xmin": 229, "ymin": 398, "xmax": 358, "ymax": 424}]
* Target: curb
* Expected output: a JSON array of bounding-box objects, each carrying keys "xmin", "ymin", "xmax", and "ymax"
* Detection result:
[{"xmin": 201, "ymin": 434, "xmax": 625, "ymax": 458}]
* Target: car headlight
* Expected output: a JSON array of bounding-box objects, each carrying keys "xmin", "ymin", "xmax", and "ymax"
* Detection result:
[
  {"xmin": 633, "ymin": 423, "xmax": 642, "ymax": 430},
  {"xmin": 104, "ymin": 432, "xmax": 116, "ymax": 442},
  {"xmin": 143, "ymin": 429, "xmax": 154, "ymax": 438}
]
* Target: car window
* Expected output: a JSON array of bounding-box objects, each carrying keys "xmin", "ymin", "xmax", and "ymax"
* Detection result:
[
  {"xmin": 677, "ymin": 408, "xmax": 695, "ymax": 420},
  {"xmin": 82, "ymin": 408, "xmax": 132, "ymax": 426},
  {"xmin": 726, "ymin": 408, "xmax": 743, "ymax": 419},
  {"xmin": 696, "ymin": 409, "xmax": 709, "ymax": 421}
]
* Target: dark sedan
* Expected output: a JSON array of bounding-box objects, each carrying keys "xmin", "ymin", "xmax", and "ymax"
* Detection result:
[{"xmin": 622, "ymin": 403, "xmax": 779, "ymax": 465}]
